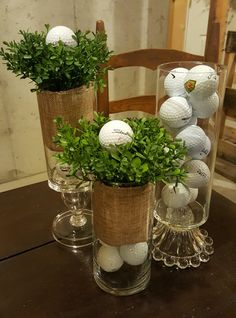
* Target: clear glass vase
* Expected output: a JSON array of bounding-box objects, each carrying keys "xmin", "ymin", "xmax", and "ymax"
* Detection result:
[
  {"xmin": 153, "ymin": 61, "xmax": 227, "ymax": 268},
  {"xmin": 92, "ymin": 182, "xmax": 155, "ymax": 295}
]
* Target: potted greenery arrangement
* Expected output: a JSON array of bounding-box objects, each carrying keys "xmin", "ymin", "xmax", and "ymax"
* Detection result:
[
  {"xmin": 0, "ymin": 24, "xmax": 111, "ymax": 191},
  {"xmin": 54, "ymin": 112, "xmax": 186, "ymax": 295}
]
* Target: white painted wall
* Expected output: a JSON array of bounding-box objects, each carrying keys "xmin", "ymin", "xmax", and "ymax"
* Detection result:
[{"xmin": 0, "ymin": 0, "xmax": 169, "ymax": 185}]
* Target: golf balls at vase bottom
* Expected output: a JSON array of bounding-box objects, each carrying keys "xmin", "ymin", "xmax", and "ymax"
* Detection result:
[
  {"xmin": 161, "ymin": 183, "xmax": 192, "ymax": 209},
  {"xmin": 184, "ymin": 65, "xmax": 218, "ymax": 98},
  {"xmin": 97, "ymin": 245, "xmax": 123, "ymax": 272},
  {"xmin": 46, "ymin": 26, "xmax": 77, "ymax": 47},
  {"xmin": 164, "ymin": 67, "xmax": 189, "ymax": 97},
  {"xmin": 99, "ymin": 120, "xmax": 134, "ymax": 148},
  {"xmin": 184, "ymin": 159, "xmax": 210, "ymax": 188},
  {"xmin": 189, "ymin": 92, "xmax": 219, "ymax": 118},
  {"xmin": 159, "ymin": 96, "xmax": 192, "ymax": 128},
  {"xmin": 119, "ymin": 242, "xmax": 148, "ymax": 266},
  {"xmin": 176, "ymin": 125, "xmax": 207, "ymax": 158},
  {"xmin": 193, "ymin": 135, "xmax": 211, "ymax": 160}
]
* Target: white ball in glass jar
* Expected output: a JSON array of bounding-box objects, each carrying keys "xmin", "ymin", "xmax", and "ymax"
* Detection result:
[
  {"xmin": 184, "ymin": 159, "xmax": 210, "ymax": 188},
  {"xmin": 164, "ymin": 67, "xmax": 189, "ymax": 97},
  {"xmin": 159, "ymin": 96, "xmax": 192, "ymax": 128},
  {"xmin": 120, "ymin": 242, "xmax": 148, "ymax": 266},
  {"xmin": 97, "ymin": 245, "xmax": 123, "ymax": 272},
  {"xmin": 189, "ymin": 92, "xmax": 219, "ymax": 118},
  {"xmin": 184, "ymin": 65, "xmax": 218, "ymax": 98},
  {"xmin": 161, "ymin": 183, "xmax": 191, "ymax": 208}
]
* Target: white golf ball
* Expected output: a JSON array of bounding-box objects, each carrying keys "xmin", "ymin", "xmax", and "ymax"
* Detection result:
[
  {"xmin": 161, "ymin": 183, "xmax": 191, "ymax": 208},
  {"xmin": 120, "ymin": 242, "xmax": 148, "ymax": 266},
  {"xmin": 184, "ymin": 159, "xmax": 210, "ymax": 188},
  {"xmin": 164, "ymin": 114, "xmax": 198, "ymax": 136},
  {"xmin": 97, "ymin": 245, "xmax": 123, "ymax": 272},
  {"xmin": 164, "ymin": 67, "xmax": 189, "ymax": 97},
  {"xmin": 184, "ymin": 65, "xmax": 218, "ymax": 98},
  {"xmin": 189, "ymin": 92, "xmax": 219, "ymax": 118},
  {"xmin": 159, "ymin": 96, "xmax": 192, "ymax": 128},
  {"xmin": 99, "ymin": 120, "xmax": 134, "ymax": 148},
  {"xmin": 46, "ymin": 25, "xmax": 77, "ymax": 47},
  {"xmin": 176, "ymin": 125, "xmax": 207, "ymax": 158},
  {"xmin": 189, "ymin": 188, "xmax": 199, "ymax": 203},
  {"xmin": 193, "ymin": 135, "xmax": 211, "ymax": 160}
]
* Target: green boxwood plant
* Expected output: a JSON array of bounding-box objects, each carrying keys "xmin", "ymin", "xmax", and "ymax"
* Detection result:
[
  {"xmin": 53, "ymin": 113, "xmax": 187, "ymax": 186},
  {"xmin": 0, "ymin": 25, "xmax": 111, "ymax": 92}
]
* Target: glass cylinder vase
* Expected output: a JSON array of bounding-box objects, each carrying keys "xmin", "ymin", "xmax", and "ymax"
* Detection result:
[
  {"xmin": 92, "ymin": 181, "xmax": 155, "ymax": 295},
  {"xmin": 153, "ymin": 61, "xmax": 226, "ymax": 268}
]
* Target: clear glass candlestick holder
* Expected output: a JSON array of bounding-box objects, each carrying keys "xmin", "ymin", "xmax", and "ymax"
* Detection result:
[
  {"xmin": 153, "ymin": 61, "xmax": 226, "ymax": 268},
  {"xmin": 52, "ymin": 181, "xmax": 93, "ymax": 248}
]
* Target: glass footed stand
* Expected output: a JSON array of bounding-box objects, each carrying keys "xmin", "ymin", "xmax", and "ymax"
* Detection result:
[
  {"xmin": 52, "ymin": 182, "xmax": 93, "ymax": 249},
  {"xmin": 152, "ymin": 199, "xmax": 214, "ymax": 269}
]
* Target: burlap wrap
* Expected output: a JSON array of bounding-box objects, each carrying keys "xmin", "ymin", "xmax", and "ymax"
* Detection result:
[
  {"xmin": 92, "ymin": 182, "xmax": 155, "ymax": 246},
  {"xmin": 37, "ymin": 85, "xmax": 95, "ymax": 151}
]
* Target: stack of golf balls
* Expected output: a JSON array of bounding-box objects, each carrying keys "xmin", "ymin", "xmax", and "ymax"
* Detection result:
[
  {"xmin": 97, "ymin": 241, "xmax": 148, "ymax": 272},
  {"xmin": 159, "ymin": 65, "xmax": 218, "ymax": 209}
]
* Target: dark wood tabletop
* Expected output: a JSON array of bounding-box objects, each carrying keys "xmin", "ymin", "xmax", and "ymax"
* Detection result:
[{"xmin": 0, "ymin": 182, "xmax": 235, "ymax": 318}]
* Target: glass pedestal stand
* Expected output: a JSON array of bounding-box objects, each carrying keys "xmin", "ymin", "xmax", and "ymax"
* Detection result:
[
  {"xmin": 52, "ymin": 182, "xmax": 93, "ymax": 249},
  {"xmin": 152, "ymin": 201, "xmax": 214, "ymax": 269}
]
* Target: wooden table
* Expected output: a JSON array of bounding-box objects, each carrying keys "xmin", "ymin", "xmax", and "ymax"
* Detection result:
[{"xmin": 0, "ymin": 182, "xmax": 235, "ymax": 318}]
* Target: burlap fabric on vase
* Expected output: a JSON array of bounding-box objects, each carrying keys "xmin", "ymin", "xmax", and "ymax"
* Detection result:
[
  {"xmin": 92, "ymin": 181, "xmax": 155, "ymax": 246},
  {"xmin": 37, "ymin": 84, "xmax": 95, "ymax": 191}
]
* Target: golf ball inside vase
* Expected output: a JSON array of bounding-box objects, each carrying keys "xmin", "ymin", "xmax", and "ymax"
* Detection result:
[
  {"xmin": 159, "ymin": 96, "xmax": 192, "ymax": 128},
  {"xmin": 176, "ymin": 125, "xmax": 207, "ymax": 158},
  {"xmin": 161, "ymin": 183, "xmax": 192, "ymax": 208},
  {"xmin": 164, "ymin": 67, "xmax": 189, "ymax": 97},
  {"xmin": 189, "ymin": 92, "xmax": 219, "ymax": 118},
  {"xmin": 97, "ymin": 245, "xmax": 123, "ymax": 272},
  {"xmin": 99, "ymin": 120, "xmax": 134, "ymax": 148},
  {"xmin": 184, "ymin": 65, "xmax": 218, "ymax": 98},
  {"xmin": 120, "ymin": 242, "xmax": 148, "ymax": 266},
  {"xmin": 184, "ymin": 159, "xmax": 210, "ymax": 188},
  {"xmin": 46, "ymin": 25, "xmax": 77, "ymax": 47}
]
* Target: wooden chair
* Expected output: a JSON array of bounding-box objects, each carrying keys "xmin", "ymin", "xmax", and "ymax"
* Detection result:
[
  {"xmin": 216, "ymin": 31, "xmax": 236, "ymax": 182},
  {"xmin": 96, "ymin": 0, "xmax": 221, "ymax": 117}
]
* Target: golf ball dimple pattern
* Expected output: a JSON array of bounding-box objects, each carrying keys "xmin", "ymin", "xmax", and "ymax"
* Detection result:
[
  {"xmin": 161, "ymin": 183, "xmax": 192, "ymax": 208},
  {"xmin": 164, "ymin": 67, "xmax": 189, "ymax": 97},
  {"xmin": 120, "ymin": 242, "xmax": 148, "ymax": 266},
  {"xmin": 46, "ymin": 26, "xmax": 77, "ymax": 47},
  {"xmin": 97, "ymin": 245, "xmax": 123, "ymax": 272},
  {"xmin": 184, "ymin": 160, "xmax": 210, "ymax": 188},
  {"xmin": 176, "ymin": 125, "xmax": 207, "ymax": 158},
  {"xmin": 99, "ymin": 120, "xmax": 134, "ymax": 148},
  {"xmin": 159, "ymin": 96, "xmax": 192, "ymax": 128},
  {"xmin": 193, "ymin": 136, "xmax": 211, "ymax": 160},
  {"xmin": 189, "ymin": 92, "xmax": 219, "ymax": 118},
  {"xmin": 184, "ymin": 65, "xmax": 218, "ymax": 98}
]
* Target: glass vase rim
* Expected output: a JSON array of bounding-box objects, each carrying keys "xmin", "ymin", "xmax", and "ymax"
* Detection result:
[{"xmin": 157, "ymin": 61, "xmax": 226, "ymax": 73}]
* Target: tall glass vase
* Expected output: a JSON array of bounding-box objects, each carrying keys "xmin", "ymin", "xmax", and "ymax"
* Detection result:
[
  {"xmin": 37, "ymin": 84, "xmax": 95, "ymax": 248},
  {"xmin": 153, "ymin": 62, "xmax": 226, "ymax": 268}
]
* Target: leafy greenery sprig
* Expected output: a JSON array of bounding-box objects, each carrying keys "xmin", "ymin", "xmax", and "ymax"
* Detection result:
[
  {"xmin": 0, "ymin": 25, "xmax": 111, "ymax": 92},
  {"xmin": 54, "ymin": 113, "xmax": 187, "ymax": 185}
]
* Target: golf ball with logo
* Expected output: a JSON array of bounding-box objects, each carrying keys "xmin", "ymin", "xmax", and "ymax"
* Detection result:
[
  {"xmin": 97, "ymin": 245, "xmax": 123, "ymax": 272},
  {"xmin": 176, "ymin": 125, "xmax": 207, "ymax": 158},
  {"xmin": 164, "ymin": 67, "xmax": 189, "ymax": 97},
  {"xmin": 99, "ymin": 120, "xmax": 134, "ymax": 148},
  {"xmin": 161, "ymin": 183, "xmax": 192, "ymax": 208},
  {"xmin": 184, "ymin": 65, "xmax": 218, "ymax": 98},
  {"xmin": 159, "ymin": 96, "xmax": 192, "ymax": 128},
  {"xmin": 184, "ymin": 160, "xmax": 210, "ymax": 188},
  {"xmin": 189, "ymin": 92, "xmax": 219, "ymax": 118},
  {"xmin": 120, "ymin": 242, "xmax": 148, "ymax": 266},
  {"xmin": 46, "ymin": 25, "xmax": 77, "ymax": 47},
  {"xmin": 193, "ymin": 135, "xmax": 211, "ymax": 160}
]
